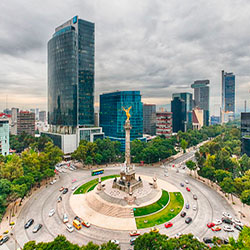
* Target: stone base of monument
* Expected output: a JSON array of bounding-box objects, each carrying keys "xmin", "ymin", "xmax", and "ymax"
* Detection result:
[{"xmin": 124, "ymin": 192, "xmax": 136, "ymax": 205}]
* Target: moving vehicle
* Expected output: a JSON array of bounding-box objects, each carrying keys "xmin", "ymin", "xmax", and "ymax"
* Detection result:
[
  {"xmin": 0, "ymin": 236, "xmax": 9, "ymax": 245},
  {"xmin": 50, "ymin": 179, "xmax": 57, "ymax": 185},
  {"xmin": 57, "ymin": 196, "xmax": 62, "ymax": 203},
  {"xmin": 66, "ymin": 223, "xmax": 74, "ymax": 233},
  {"xmin": 150, "ymin": 227, "xmax": 159, "ymax": 233},
  {"xmin": 222, "ymin": 212, "xmax": 232, "ymax": 220},
  {"xmin": 62, "ymin": 188, "xmax": 68, "ymax": 194},
  {"xmin": 24, "ymin": 218, "xmax": 34, "ymax": 229},
  {"xmin": 234, "ymin": 224, "xmax": 243, "ymax": 231},
  {"xmin": 49, "ymin": 209, "xmax": 55, "ymax": 217},
  {"xmin": 63, "ymin": 214, "xmax": 69, "ymax": 223},
  {"xmin": 91, "ymin": 169, "xmax": 104, "ymax": 176},
  {"xmin": 186, "ymin": 187, "xmax": 191, "ymax": 192},
  {"xmin": 181, "ymin": 211, "xmax": 186, "ymax": 217},
  {"xmin": 74, "ymin": 216, "xmax": 90, "ymax": 227},
  {"xmin": 32, "ymin": 224, "xmax": 43, "ymax": 233},
  {"xmin": 222, "ymin": 217, "xmax": 233, "ymax": 224},
  {"xmin": 211, "ymin": 226, "xmax": 221, "ymax": 232},
  {"xmin": 185, "ymin": 203, "xmax": 190, "ymax": 209},
  {"xmin": 180, "ymin": 183, "xmax": 184, "ymax": 187},
  {"xmin": 130, "ymin": 237, "xmax": 137, "ymax": 245},
  {"xmin": 59, "ymin": 187, "xmax": 64, "ymax": 192},
  {"xmin": 193, "ymin": 194, "xmax": 198, "ymax": 200},
  {"xmin": 111, "ymin": 240, "xmax": 119, "ymax": 245},
  {"xmin": 71, "ymin": 185, "xmax": 78, "ymax": 191},
  {"xmin": 164, "ymin": 222, "xmax": 173, "ymax": 228},
  {"xmin": 223, "ymin": 225, "xmax": 234, "ymax": 232},
  {"xmin": 207, "ymin": 223, "xmax": 215, "ymax": 228},
  {"xmin": 185, "ymin": 179, "xmax": 189, "ymax": 184},
  {"xmin": 185, "ymin": 217, "xmax": 192, "ymax": 224},
  {"xmin": 203, "ymin": 237, "xmax": 213, "ymax": 244},
  {"xmin": 73, "ymin": 220, "xmax": 82, "ymax": 230},
  {"xmin": 130, "ymin": 230, "xmax": 140, "ymax": 237},
  {"xmin": 193, "ymin": 205, "xmax": 197, "ymax": 211}
]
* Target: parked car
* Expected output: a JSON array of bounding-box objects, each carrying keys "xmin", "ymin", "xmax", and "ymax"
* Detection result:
[
  {"xmin": 223, "ymin": 225, "xmax": 234, "ymax": 232},
  {"xmin": 211, "ymin": 226, "xmax": 221, "ymax": 232},
  {"xmin": 234, "ymin": 224, "xmax": 243, "ymax": 231},
  {"xmin": 222, "ymin": 217, "xmax": 233, "ymax": 224},
  {"xmin": 193, "ymin": 194, "xmax": 198, "ymax": 200},
  {"xmin": 207, "ymin": 223, "xmax": 215, "ymax": 228},
  {"xmin": 203, "ymin": 237, "xmax": 213, "ymax": 244},
  {"xmin": 129, "ymin": 230, "xmax": 141, "ymax": 237},
  {"xmin": 181, "ymin": 211, "xmax": 186, "ymax": 217},
  {"xmin": 63, "ymin": 214, "xmax": 69, "ymax": 223},
  {"xmin": 185, "ymin": 217, "xmax": 192, "ymax": 224},
  {"xmin": 233, "ymin": 218, "xmax": 243, "ymax": 227},
  {"xmin": 222, "ymin": 212, "xmax": 232, "ymax": 220},
  {"xmin": 193, "ymin": 205, "xmax": 197, "ymax": 211},
  {"xmin": 71, "ymin": 185, "xmax": 78, "ymax": 191},
  {"xmin": 175, "ymin": 232, "xmax": 183, "ymax": 238},
  {"xmin": 130, "ymin": 237, "xmax": 137, "ymax": 245},
  {"xmin": 213, "ymin": 219, "xmax": 222, "ymax": 225},
  {"xmin": 62, "ymin": 188, "xmax": 68, "ymax": 194},
  {"xmin": 0, "ymin": 236, "xmax": 9, "ymax": 245},
  {"xmin": 111, "ymin": 240, "xmax": 119, "ymax": 245},
  {"xmin": 66, "ymin": 223, "xmax": 74, "ymax": 233},
  {"xmin": 50, "ymin": 179, "xmax": 57, "ymax": 185},
  {"xmin": 150, "ymin": 227, "xmax": 159, "ymax": 233},
  {"xmin": 49, "ymin": 209, "xmax": 55, "ymax": 217},
  {"xmin": 32, "ymin": 224, "xmax": 43, "ymax": 233},
  {"xmin": 24, "ymin": 218, "xmax": 34, "ymax": 229}
]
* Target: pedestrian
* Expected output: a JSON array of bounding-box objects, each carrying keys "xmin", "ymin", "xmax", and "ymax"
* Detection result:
[{"xmin": 6, "ymin": 216, "xmax": 8, "ymax": 220}]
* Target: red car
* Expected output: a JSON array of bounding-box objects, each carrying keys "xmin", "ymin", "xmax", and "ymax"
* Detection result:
[
  {"xmin": 186, "ymin": 187, "xmax": 191, "ymax": 192},
  {"xmin": 207, "ymin": 223, "xmax": 215, "ymax": 228},
  {"xmin": 129, "ymin": 230, "xmax": 141, "ymax": 237},
  {"xmin": 211, "ymin": 226, "xmax": 221, "ymax": 232},
  {"xmin": 164, "ymin": 222, "xmax": 173, "ymax": 228}
]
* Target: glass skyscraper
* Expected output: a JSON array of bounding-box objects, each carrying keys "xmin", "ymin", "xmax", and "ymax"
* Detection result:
[
  {"xmin": 100, "ymin": 91, "xmax": 144, "ymax": 148},
  {"xmin": 222, "ymin": 71, "xmax": 235, "ymax": 113},
  {"xmin": 48, "ymin": 16, "xmax": 94, "ymax": 133}
]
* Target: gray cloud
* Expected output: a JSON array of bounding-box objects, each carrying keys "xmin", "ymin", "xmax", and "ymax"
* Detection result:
[{"xmin": 0, "ymin": 0, "xmax": 250, "ymax": 115}]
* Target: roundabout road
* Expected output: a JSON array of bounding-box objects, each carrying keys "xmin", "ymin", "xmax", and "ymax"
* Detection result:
[{"xmin": 2, "ymin": 150, "xmax": 239, "ymax": 250}]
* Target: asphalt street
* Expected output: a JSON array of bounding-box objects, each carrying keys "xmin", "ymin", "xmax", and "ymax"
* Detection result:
[{"xmin": 1, "ymin": 149, "xmax": 240, "ymax": 250}]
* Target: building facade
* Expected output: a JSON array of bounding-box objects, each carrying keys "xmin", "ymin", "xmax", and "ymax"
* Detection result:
[
  {"xmin": 143, "ymin": 104, "xmax": 156, "ymax": 135},
  {"xmin": 17, "ymin": 111, "xmax": 35, "ymax": 135},
  {"xmin": 156, "ymin": 112, "xmax": 172, "ymax": 138},
  {"xmin": 39, "ymin": 111, "xmax": 46, "ymax": 123},
  {"xmin": 191, "ymin": 80, "xmax": 209, "ymax": 126},
  {"xmin": 221, "ymin": 70, "xmax": 235, "ymax": 122},
  {"xmin": 48, "ymin": 15, "xmax": 95, "ymax": 133},
  {"xmin": 192, "ymin": 108, "xmax": 204, "ymax": 130},
  {"xmin": 241, "ymin": 112, "xmax": 250, "ymax": 156},
  {"xmin": 100, "ymin": 91, "xmax": 144, "ymax": 148},
  {"xmin": 171, "ymin": 92, "xmax": 192, "ymax": 132},
  {"xmin": 0, "ymin": 119, "xmax": 9, "ymax": 156}
]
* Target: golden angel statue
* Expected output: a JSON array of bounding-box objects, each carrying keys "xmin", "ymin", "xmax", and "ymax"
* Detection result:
[{"xmin": 122, "ymin": 106, "xmax": 132, "ymax": 121}]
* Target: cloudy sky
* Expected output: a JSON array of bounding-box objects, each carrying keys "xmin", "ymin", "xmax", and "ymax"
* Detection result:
[{"xmin": 0, "ymin": 0, "xmax": 250, "ymax": 115}]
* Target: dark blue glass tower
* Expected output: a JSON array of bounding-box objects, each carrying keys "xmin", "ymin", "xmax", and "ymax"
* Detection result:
[
  {"xmin": 222, "ymin": 70, "xmax": 235, "ymax": 114},
  {"xmin": 99, "ymin": 91, "xmax": 144, "ymax": 148},
  {"xmin": 48, "ymin": 16, "xmax": 94, "ymax": 132}
]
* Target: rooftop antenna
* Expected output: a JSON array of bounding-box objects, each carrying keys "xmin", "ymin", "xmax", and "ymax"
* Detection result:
[
  {"xmin": 244, "ymin": 100, "xmax": 247, "ymax": 112},
  {"xmin": 5, "ymin": 95, "xmax": 8, "ymax": 110}
]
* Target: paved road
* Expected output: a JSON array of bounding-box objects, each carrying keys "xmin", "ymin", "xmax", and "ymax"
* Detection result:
[{"xmin": 1, "ymin": 150, "xmax": 240, "ymax": 250}]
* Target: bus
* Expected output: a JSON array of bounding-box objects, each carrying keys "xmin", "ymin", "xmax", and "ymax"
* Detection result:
[
  {"xmin": 91, "ymin": 169, "xmax": 104, "ymax": 176},
  {"xmin": 73, "ymin": 220, "xmax": 82, "ymax": 230}
]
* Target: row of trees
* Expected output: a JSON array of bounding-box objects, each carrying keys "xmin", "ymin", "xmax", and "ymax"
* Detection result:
[
  {"xmin": 185, "ymin": 126, "xmax": 250, "ymax": 205},
  {"xmin": 22, "ymin": 228, "xmax": 250, "ymax": 250},
  {"xmin": 0, "ymin": 138, "xmax": 63, "ymax": 221}
]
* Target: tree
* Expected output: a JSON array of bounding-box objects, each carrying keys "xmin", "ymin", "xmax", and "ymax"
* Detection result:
[
  {"xmin": 94, "ymin": 153, "xmax": 103, "ymax": 165},
  {"xmin": 214, "ymin": 170, "xmax": 232, "ymax": 183},
  {"xmin": 239, "ymin": 154, "xmax": 250, "ymax": 173},
  {"xmin": 180, "ymin": 139, "xmax": 188, "ymax": 153},
  {"xmin": 240, "ymin": 189, "xmax": 250, "ymax": 205},
  {"xmin": 0, "ymin": 179, "xmax": 12, "ymax": 195},
  {"xmin": 85, "ymin": 156, "xmax": 93, "ymax": 165},
  {"xmin": 44, "ymin": 142, "xmax": 63, "ymax": 167},
  {"xmin": 220, "ymin": 177, "xmax": 236, "ymax": 201},
  {"xmin": 72, "ymin": 144, "xmax": 88, "ymax": 164},
  {"xmin": 185, "ymin": 160, "xmax": 197, "ymax": 176}
]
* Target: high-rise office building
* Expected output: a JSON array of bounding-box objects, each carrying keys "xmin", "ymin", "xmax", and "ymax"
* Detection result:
[
  {"xmin": 39, "ymin": 111, "xmax": 46, "ymax": 123},
  {"xmin": 100, "ymin": 91, "xmax": 144, "ymax": 149},
  {"xmin": 191, "ymin": 80, "xmax": 209, "ymax": 126},
  {"xmin": 221, "ymin": 70, "xmax": 235, "ymax": 122},
  {"xmin": 17, "ymin": 111, "xmax": 35, "ymax": 135},
  {"xmin": 156, "ymin": 112, "xmax": 172, "ymax": 138},
  {"xmin": 48, "ymin": 15, "xmax": 95, "ymax": 134},
  {"xmin": 0, "ymin": 118, "xmax": 9, "ymax": 156},
  {"xmin": 171, "ymin": 92, "xmax": 192, "ymax": 132},
  {"xmin": 143, "ymin": 104, "xmax": 156, "ymax": 135},
  {"xmin": 241, "ymin": 112, "xmax": 250, "ymax": 156},
  {"xmin": 10, "ymin": 107, "xmax": 19, "ymax": 135}
]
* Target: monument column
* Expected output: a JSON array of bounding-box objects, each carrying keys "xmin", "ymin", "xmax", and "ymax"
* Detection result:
[{"xmin": 124, "ymin": 120, "xmax": 132, "ymax": 165}]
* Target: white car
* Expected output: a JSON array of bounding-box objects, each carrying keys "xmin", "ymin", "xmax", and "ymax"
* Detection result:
[
  {"xmin": 66, "ymin": 223, "xmax": 74, "ymax": 233},
  {"xmin": 222, "ymin": 212, "xmax": 232, "ymax": 220},
  {"xmin": 223, "ymin": 225, "xmax": 234, "ymax": 232},
  {"xmin": 185, "ymin": 179, "xmax": 189, "ymax": 184},
  {"xmin": 63, "ymin": 214, "xmax": 69, "ymax": 223},
  {"xmin": 175, "ymin": 232, "xmax": 183, "ymax": 238},
  {"xmin": 111, "ymin": 240, "xmax": 119, "ymax": 245},
  {"xmin": 50, "ymin": 179, "xmax": 57, "ymax": 185},
  {"xmin": 193, "ymin": 205, "xmax": 197, "ymax": 211},
  {"xmin": 71, "ymin": 185, "xmax": 78, "ymax": 191},
  {"xmin": 49, "ymin": 209, "xmax": 55, "ymax": 217},
  {"xmin": 213, "ymin": 219, "xmax": 222, "ymax": 225},
  {"xmin": 233, "ymin": 218, "xmax": 243, "ymax": 227}
]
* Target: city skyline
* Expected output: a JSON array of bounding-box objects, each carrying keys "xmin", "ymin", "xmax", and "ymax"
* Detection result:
[{"xmin": 1, "ymin": 1, "xmax": 250, "ymax": 115}]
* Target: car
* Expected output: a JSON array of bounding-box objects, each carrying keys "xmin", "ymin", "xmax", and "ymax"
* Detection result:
[
  {"xmin": 185, "ymin": 179, "xmax": 189, "ymax": 184},
  {"xmin": 71, "ymin": 185, "xmax": 78, "ymax": 191},
  {"xmin": 180, "ymin": 183, "xmax": 184, "ymax": 187},
  {"xmin": 185, "ymin": 203, "xmax": 190, "ymax": 209},
  {"xmin": 129, "ymin": 230, "xmax": 141, "ymax": 237},
  {"xmin": 207, "ymin": 223, "xmax": 215, "ymax": 228},
  {"xmin": 181, "ymin": 211, "xmax": 186, "ymax": 217},
  {"xmin": 234, "ymin": 224, "xmax": 243, "ymax": 231},
  {"xmin": 193, "ymin": 194, "xmax": 198, "ymax": 200},
  {"xmin": 32, "ymin": 224, "xmax": 43, "ymax": 233},
  {"xmin": 72, "ymin": 179, "xmax": 77, "ymax": 183},
  {"xmin": 62, "ymin": 169, "xmax": 66, "ymax": 173},
  {"xmin": 185, "ymin": 217, "xmax": 192, "ymax": 224},
  {"xmin": 164, "ymin": 222, "xmax": 173, "ymax": 228},
  {"xmin": 211, "ymin": 226, "xmax": 221, "ymax": 232},
  {"xmin": 24, "ymin": 218, "xmax": 34, "ymax": 229},
  {"xmin": 150, "ymin": 227, "xmax": 159, "ymax": 233},
  {"xmin": 57, "ymin": 196, "xmax": 62, "ymax": 203},
  {"xmin": 50, "ymin": 179, "xmax": 57, "ymax": 185},
  {"xmin": 0, "ymin": 236, "xmax": 9, "ymax": 245},
  {"xmin": 66, "ymin": 223, "xmax": 74, "ymax": 233},
  {"xmin": 63, "ymin": 214, "xmax": 69, "ymax": 223},
  {"xmin": 223, "ymin": 225, "xmax": 234, "ymax": 232},
  {"xmin": 82, "ymin": 220, "xmax": 91, "ymax": 228},
  {"xmin": 186, "ymin": 187, "xmax": 191, "ymax": 192},
  {"xmin": 175, "ymin": 232, "xmax": 183, "ymax": 238},
  {"xmin": 130, "ymin": 237, "xmax": 137, "ymax": 245},
  {"xmin": 193, "ymin": 205, "xmax": 197, "ymax": 211},
  {"xmin": 222, "ymin": 217, "xmax": 233, "ymax": 224},
  {"xmin": 62, "ymin": 188, "xmax": 68, "ymax": 194},
  {"xmin": 233, "ymin": 218, "xmax": 243, "ymax": 227},
  {"xmin": 49, "ymin": 209, "xmax": 55, "ymax": 217},
  {"xmin": 222, "ymin": 212, "xmax": 232, "ymax": 220},
  {"xmin": 59, "ymin": 187, "xmax": 64, "ymax": 192},
  {"xmin": 213, "ymin": 219, "xmax": 222, "ymax": 225},
  {"xmin": 203, "ymin": 237, "xmax": 213, "ymax": 244},
  {"xmin": 111, "ymin": 240, "xmax": 119, "ymax": 245}
]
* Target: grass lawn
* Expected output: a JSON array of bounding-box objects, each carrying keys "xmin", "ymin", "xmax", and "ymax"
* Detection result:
[
  {"xmin": 135, "ymin": 192, "xmax": 184, "ymax": 229},
  {"xmin": 134, "ymin": 190, "xmax": 169, "ymax": 217},
  {"xmin": 73, "ymin": 175, "xmax": 119, "ymax": 194}
]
